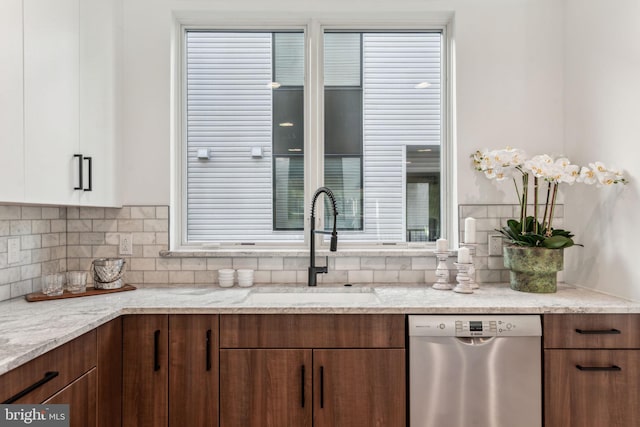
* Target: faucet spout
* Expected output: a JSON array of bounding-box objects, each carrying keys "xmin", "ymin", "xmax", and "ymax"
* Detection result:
[{"xmin": 308, "ymin": 187, "xmax": 339, "ymax": 286}]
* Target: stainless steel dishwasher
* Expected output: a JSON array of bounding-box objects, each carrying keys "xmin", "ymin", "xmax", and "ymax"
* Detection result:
[{"xmin": 409, "ymin": 315, "xmax": 542, "ymax": 427}]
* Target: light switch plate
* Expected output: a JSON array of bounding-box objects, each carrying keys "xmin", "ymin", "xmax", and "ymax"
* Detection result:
[{"xmin": 8, "ymin": 238, "xmax": 20, "ymax": 264}]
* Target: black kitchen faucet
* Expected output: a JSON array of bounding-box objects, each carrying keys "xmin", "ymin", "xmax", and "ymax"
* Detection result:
[{"xmin": 308, "ymin": 187, "xmax": 338, "ymax": 286}]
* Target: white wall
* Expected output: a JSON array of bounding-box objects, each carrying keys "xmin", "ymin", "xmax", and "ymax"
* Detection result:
[
  {"xmin": 563, "ymin": 0, "xmax": 640, "ymax": 300},
  {"xmin": 120, "ymin": 0, "xmax": 565, "ymax": 206}
]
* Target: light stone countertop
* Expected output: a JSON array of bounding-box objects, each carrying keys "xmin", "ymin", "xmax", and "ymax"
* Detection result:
[{"xmin": 0, "ymin": 282, "xmax": 639, "ymax": 376}]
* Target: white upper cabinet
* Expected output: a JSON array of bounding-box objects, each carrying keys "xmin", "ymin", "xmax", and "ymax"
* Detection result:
[
  {"xmin": 1, "ymin": 0, "xmax": 121, "ymax": 207},
  {"xmin": 79, "ymin": 0, "xmax": 121, "ymax": 206},
  {"xmin": 0, "ymin": 0, "xmax": 26, "ymax": 203},
  {"xmin": 24, "ymin": 0, "xmax": 80, "ymax": 205}
]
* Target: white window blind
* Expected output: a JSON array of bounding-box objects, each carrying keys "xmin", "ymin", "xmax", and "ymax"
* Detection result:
[
  {"xmin": 351, "ymin": 32, "xmax": 442, "ymax": 242},
  {"xmin": 185, "ymin": 32, "xmax": 303, "ymax": 242}
]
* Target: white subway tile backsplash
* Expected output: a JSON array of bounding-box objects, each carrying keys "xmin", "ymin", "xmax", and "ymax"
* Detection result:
[
  {"xmin": 80, "ymin": 207, "xmax": 105, "ymax": 219},
  {"xmin": 32, "ymin": 220, "xmax": 51, "ymax": 234},
  {"xmin": 258, "ymin": 257, "xmax": 284, "ymax": 270},
  {"xmin": 334, "ymin": 257, "xmax": 360, "ymax": 271},
  {"xmin": 131, "ymin": 206, "xmax": 156, "ymax": 219},
  {"xmin": 10, "ymin": 220, "xmax": 32, "ymax": 235},
  {"xmin": 0, "ymin": 206, "xmax": 21, "ymax": 220},
  {"xmin": 21, "ymin": 207, "xmax": 42, "ymax": 220},
  {"xmin": 181, "ymin": 258, "xmax": 206, "ymax": 271},
  {"xmin": 117, "ymin": 219, "xmax": 144, "ymax": 232},
  {"xmin": 386, "ymin": 257, "xmax": 411, "ymax": 271},
  {"xmin": 0, "ymin": 203, "xmax": 564, "ymax": 302}
]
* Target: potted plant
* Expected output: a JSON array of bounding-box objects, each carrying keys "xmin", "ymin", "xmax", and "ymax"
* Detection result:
[{"xmin": 472, "ymin": 147, "xmax": 627, "ymax": 293}]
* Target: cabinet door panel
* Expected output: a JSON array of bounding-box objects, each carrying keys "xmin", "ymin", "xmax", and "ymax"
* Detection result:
[
  {"xmin": 169, "ymin": 315, "xmax": 218, "ymax": 427},
  {"xmin": 45, "ymin": 368, "xmax": 97, "ymax": 427},
  {"xmin": 24, "ymin": 0, "xmax": 79, "ymax": 205},
  {"xmin": 97, "ymin": 318, "xmax": 122, "ymax": 427},
  {"xmin": 0, "ymin": 0, "xmax": 24, "ymax": 203},
  {"xmin": 220, "ymin": 349, "xmax": 312, "ymax": 427},
  {"xmin": 123, "ymin": 315, "xmax": 168, "ymax": 427},
  {"xmin": 79, "ymin": 0, "xmax": 120, "ymax": 206},
  {"xmin": 314, "ymin": 349, "xmax": 405, "ymax": 427},
  {"xmin": 545, "ymin": 349, "xmax": 640, "ymax": 427}
]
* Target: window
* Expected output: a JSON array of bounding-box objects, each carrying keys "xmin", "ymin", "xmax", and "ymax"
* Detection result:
[{"xmin": 179, "ymin": 25, "xmax": 448, "ymax": 248}]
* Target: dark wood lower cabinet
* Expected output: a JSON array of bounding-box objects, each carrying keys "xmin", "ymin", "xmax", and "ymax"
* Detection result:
[
  {"xmin": 219, "ymin": 348, "xmax": 405, "ymax": 426},
  {"xmin": 122, "ymin": 315, "xmax": 168, "ymax": 427},
  {"xmin": 45, "ymin": 368, "xmax": 97, "ymax": 427},
  {"xmin": 169, "ymin": 315, "xmax": 219, "ymax": 427},
  {"xmin": 313, "ymin": 349, "xmax": 406, "ymax": 427},
  {"xmin": 220, "ymin": 349, "xmax": 312, "ymax": 427},
  {"xmin": 545, "ymin": 349, "xmax": 640, "ymax": 427},
  {"xmin": 122, "ymin": 314, "xmax": 219, "ymax": 427},
  {"xmin": 97, "ymin": 318, "xmax": 122, "ymax": 427}
]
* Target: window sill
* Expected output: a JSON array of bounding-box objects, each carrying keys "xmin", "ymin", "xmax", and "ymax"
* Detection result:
[{"xmin": 159, "ymin": 247, "xmax": 448, "ymax": 258}]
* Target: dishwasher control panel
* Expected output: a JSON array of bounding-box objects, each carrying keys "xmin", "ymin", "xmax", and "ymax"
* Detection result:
[{"xmin": 408, "ymin": 315, "xmax": 541, "ymax": 337}]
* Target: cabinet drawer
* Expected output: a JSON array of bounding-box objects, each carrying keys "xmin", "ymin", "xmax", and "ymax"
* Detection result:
[
  {"xmin": 0, "ymin": 330, "xmax": 97, "ymax": 404},
  {"xmin": 220, "ymin": 314, "xmax": 405, "ymax": 348},
  {"xmin": 44, "ymin": 368, "xmax": 97, "ymax": 427},
  {"xmin": 544, "ymin": 349, "xmax": 640, "ymax": 427},
  {"xmin": 544, "ymin": 314, "xmax": 640, "ymax": 349}
]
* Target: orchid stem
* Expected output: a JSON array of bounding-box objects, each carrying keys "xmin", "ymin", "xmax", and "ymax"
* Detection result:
[
  {"xmin": 521, "ymin": 173, "xmax": 528, "ymax": 233},
  {"xmin": 547, "ymin": 183, "xmax": 559, "ymax": 236},
  {"xmin": 542, "ymin": 182, "xmax": 551, "ymax": 232},
  {"xmin": 533, "ymin": 176, "xmax": 539, "ymax": 234}
]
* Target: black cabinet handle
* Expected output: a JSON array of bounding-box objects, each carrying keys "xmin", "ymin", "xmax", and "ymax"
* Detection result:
[
  {"xmin": 153, "ymin": 330, "xmax": 161, "ymax": 371},
  {"xmin": 575, "ymin": 328, "xmax": 621, "ymax": 335},
  {"xmin": 206, "ymin": 329, "xmax": 212, "ymax": 371},
  {"xmin": 301, "ymin": 365, "xmax": 305, "ymax": 408},
  {"xmin": 576, "ymin": 364, "xmax": 622, "ymax": 372},
  {"xmin": 2, "ymin": 371, "xmax": 59, "ymax": 404},
  {"xmin": 319, "ymin": 366, "xmax": 324, "ymax": 409},
  {"xmin": 83, "ymin": 156, "xmax": 92, "ymax": 191},
  {"xmin": 73, "ymin": 154, "xmax": 83, "ymax": 190}
]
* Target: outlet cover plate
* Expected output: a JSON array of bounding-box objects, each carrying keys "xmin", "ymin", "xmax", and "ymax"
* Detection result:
[
  {"xmin": 488, "ymin": 234, "xmax": 503, "ymax": 256},
  {"xmin": 119, "ymin": 233, "xmax": 133, "ymax": 256}
]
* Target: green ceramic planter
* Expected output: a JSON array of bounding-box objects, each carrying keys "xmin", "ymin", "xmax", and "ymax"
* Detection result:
[{"xmin": 503, "ymin": 245, "xmax": 564, "ymax": 293}]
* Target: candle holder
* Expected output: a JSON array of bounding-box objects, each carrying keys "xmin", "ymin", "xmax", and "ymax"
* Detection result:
[
  {"xmin": 432, "ymin": 251, "xmax": 453, "ymax": 290},
  {"xmin": 453, "ymin": 262, "xmax": 474, "ymax": 294},
  {"xmin": 461, "ymin": 243, "xmax": 479, "ymax": 289}
]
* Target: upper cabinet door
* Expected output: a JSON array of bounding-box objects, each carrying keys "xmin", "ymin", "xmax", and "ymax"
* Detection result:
[
  {"xmin": 0, "ymin": 0, "xmax": 25, "ymax": 203},
  {"xmin": 24, "ymin": 0, "xmax": 80, "ymax": 205},
  {"xmin": 79, "ymin": 0, "xmax": 121, "ymax": 207}
]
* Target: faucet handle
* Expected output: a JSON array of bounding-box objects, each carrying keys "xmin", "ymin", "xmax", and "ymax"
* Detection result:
[{"xmin": 330, "ymin": 232, "xmax": 338, "ymax": 251}]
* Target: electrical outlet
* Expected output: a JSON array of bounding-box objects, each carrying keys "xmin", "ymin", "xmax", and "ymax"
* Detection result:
[
  {"xmin": 8, "ymin": 238, "xmax": 20, "ymax": 264},
  {"xmin": 488, "ymin": 234, "xmax": 503, "ymax": 256},
  {"xmin": 119, "ymin": 233, "xmax": 133, "ymax": 256}
]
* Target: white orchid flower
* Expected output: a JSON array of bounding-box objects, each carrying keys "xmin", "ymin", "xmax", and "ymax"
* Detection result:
[{"xmin": 577, "ymin": 166, "xmax": 597, "ymax": 185}]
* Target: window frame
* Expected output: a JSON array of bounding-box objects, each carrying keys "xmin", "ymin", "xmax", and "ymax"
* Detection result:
[{"xmin": 172, "ymin": 17, "xmax": 454, "ymax": 252}]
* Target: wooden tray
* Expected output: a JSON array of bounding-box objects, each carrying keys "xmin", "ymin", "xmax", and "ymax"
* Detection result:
[{"xmin": 25, "ymin": 285, "xmax": 136, "ymax": 302}]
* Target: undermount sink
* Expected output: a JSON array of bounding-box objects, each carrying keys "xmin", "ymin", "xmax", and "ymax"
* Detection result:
[{"xmin": 243, "ymin": 288, "xmax": 380, "ymax": 305}]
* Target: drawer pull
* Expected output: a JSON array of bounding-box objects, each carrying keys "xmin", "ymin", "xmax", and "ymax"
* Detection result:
[
  {"xmin": 575, "ymin": 328, "xmax": 621, "ymax": 335},
  {"xmin": 576, "ymin": 364, "xmax": 622, "ymax": 372},
  {"xmin": 319, "ymin": 366, "xmax": 324, "ymax": 409},
  {"xmin": 206, "ymin": 329, "xmax": 212, "ymax": 371},
  {"xmin": 154, "ymin": 330, "xmax": 161, "ymax": 371},
  {"xmin": 3, "ymin": 371, "xmax": 59, "ymax": 404},
  {"xmin": 301, "ymin": 365, "xmax": 305, "ymax": 408}
]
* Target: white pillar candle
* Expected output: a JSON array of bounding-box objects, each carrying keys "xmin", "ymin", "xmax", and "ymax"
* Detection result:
[
  {"xmin": 436, "ymin": 238, "xmax": 448, "ymax": 252},
  {"xmin": 464, "ymin": 217, "xmax": 477, "ymax": 244},
  {"xmin": 457, "ymin": 247, "xmax": 471, "ymax": 264}
]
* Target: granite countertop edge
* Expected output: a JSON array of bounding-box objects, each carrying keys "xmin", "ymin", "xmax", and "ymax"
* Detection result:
[{"xmin": 1, "ymin": 283, "xmax": 639, "ymax": 376}]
